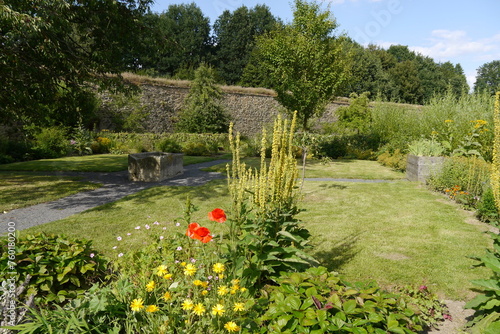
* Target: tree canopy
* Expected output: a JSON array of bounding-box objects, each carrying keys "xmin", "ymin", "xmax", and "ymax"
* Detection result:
[{"xmin": 475, "ymin": 60, "xmax": 500, "ymax": 95}]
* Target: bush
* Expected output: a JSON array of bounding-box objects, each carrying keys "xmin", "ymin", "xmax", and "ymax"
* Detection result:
[
  {"xmin": 0, "ymin": 233, "xmax": 109, "ymax": 306},
  {"xmin": 377, "ymin": 149, "xmax": 407, "ymax": 172},
  {"xmin": 476, "ymin": 187, "xmax": 499, "ymax": 222},
  {"xmin": 33, "ymin": 126, "xmax": 70, "ymax": 158},
  {"xmin": 90, "ymin": 136, "xmax": 113, "ymax": 154},
  {"xmin": 154, "ymin": 137, "xmax": 182, "ymax": 153},
  {"xmin": 316, "ymin": 135, "xmax": 348, "ymax": 159}
]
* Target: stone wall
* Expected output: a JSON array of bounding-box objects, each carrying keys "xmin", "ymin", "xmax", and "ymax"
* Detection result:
[{"xmin": 98, "ymin": 84, "xmax": 348, "ymax": 136}]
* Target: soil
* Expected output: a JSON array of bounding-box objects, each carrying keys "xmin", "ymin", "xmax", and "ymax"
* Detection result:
[{"xmin": 424, "ymin": 300, "xmax": 474, "ymax": 334}]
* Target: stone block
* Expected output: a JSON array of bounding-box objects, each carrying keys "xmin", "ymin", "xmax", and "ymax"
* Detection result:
[
  {"xmin": 406, "ymin": 154, "xmax": 445, "ymax": 183},
  {"xmin": 128, "ymin": 152, "xmax": 183, "ymax": 182}
]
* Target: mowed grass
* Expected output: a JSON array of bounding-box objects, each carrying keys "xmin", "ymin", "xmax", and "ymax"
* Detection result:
[
  {"xmin": 0, "ymin": 154, "xmax": 219, "ymax": 172},
  {"xmin": 204, "ymin": 158, "xmax": 405, "ymax": 180},
  {"xmin": 23, "ymin": 162, "xmax": 491, "ymax": 300},
  {"xmin": 0, "ymin": 172, "xmax": 101, "ymax": 212}
]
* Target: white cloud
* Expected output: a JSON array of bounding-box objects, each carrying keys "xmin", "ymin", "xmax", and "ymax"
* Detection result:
[{"xmin": 409, "ymin": 30, "xmax": 500, "ymax": 60}]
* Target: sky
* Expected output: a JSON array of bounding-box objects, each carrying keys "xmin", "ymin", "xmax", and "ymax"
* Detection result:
[{"xmin": 150, "ymin": 0, "xmax": 500, "ymax": 90}]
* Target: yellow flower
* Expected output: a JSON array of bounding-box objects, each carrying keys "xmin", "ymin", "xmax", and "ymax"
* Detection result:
[
  {"xmin": 201, "ymin": 281, "xmax": 209, "ymax": 288},
  {"xmin": 181, "ymin": 262, "xmax": 187, "ymax": 266},
  {"xmin": 239, "ymin": 287, "xmax": 247, "ymax": 293},
  {"xmin": 219, "ymin": 273, "xmax": 225, "ymax": 279},
  {"xmin": 213, "ymin": 263, "xmax": 225, "ymax": 274},
  {"xmin": 163, "ymin": 273, "xmax": 173, "ymax": 280},
  {"xmin": 193, "ymin": 303, "xmax": 206, "ymax": 316},
  {"xmin": 146, "ymin": 281, "xmax": 155, "ymax": 292},
  {"xmin": 233, "ymin": 302, "xmax": 245, "ymax": 312},
  {"xmin": 184, "ymin": 263, "xmax": 197, "ymax": 276},
  {"xmin": 201, "ymin": 290, "xmax": 209, "ymax": 296},
  {"xmin": 231, "ymin": 279, "xmax": 240, "ymax": 285},
  {"xmin": 212, "ymin": 304, "xmax": 225, "ymax": 316},
  {"xmin": 130, "ymin": 298, "xmax": 144, "ymax": 312},
  {"xmin": 146, "ymin": 305, "xmax": 159, "ymax": 313},
  {"xmin": 182, "ymin": 299, "xmax": 194, "ymax": 310},
  {"xmin": 218, "ymin": 285, "xmax": 229, "ymax": 296},
  {"xmin": 193, "ymin": 279, "xmax": 204, "ymax": 286},
  {"xmin": 224, "ymin": 321, "xmax": 241, "ymax": 332},
  {"xmin": 156, "ymin": 265, "xmax": 168, "ymax": 276},
  {"xmin": 230, "ymin": 285, "xmax": 239, "ymax": 295},
  {"xmin": 163, "ymin": 291, "xmax": 172, "ymax": 301},
  {"xmin": 444, "ymin": 119, "xmax": 453, "ymax": 123}
]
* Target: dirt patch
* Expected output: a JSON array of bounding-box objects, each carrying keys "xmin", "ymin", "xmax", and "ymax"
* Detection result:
[{"xmin": 423, "ymin": 300, "xmax": 474, "ymax": 334}]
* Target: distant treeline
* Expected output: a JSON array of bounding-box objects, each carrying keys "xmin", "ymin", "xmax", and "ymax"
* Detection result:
[{"xmin": 135, "ymin": 3, "xmax": 469, "ymax": 105}]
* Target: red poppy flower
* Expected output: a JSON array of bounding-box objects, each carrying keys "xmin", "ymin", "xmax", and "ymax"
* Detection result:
[
  {"xmin": 186, "ymin": 223, "xmax": 212, "ymax": 243},
  {"xmin": 208, "ymin": 208, "xmax": 226, "ymax": 223}
]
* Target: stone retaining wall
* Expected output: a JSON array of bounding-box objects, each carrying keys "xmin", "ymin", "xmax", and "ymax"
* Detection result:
[{"xmin": 98, "ymin": 84, "xmax": 348, "ymax": 136}]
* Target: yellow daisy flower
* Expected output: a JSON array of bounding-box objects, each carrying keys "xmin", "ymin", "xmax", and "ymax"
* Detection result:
[
  {"xmin": 163, "ymin": 291, "xmax": 172, "ymax": 301},
  {"xmin": 213, "ymin": 263, "xmax": 225, "ymax": 274},
  {"xmin": 193, "ymin": 279, "xmax": 204, "ymax": 286},
  {"xmin": 218, "ymin": 285, "xmax": 229, "ymax": 296},
  {"xmin": 146, "ymin": 281, "xmax": 155, "ymax": 292},
  {"xmin": 239, "ymin": 287, "xmax": 247, "ymax": 293},
  {"xmin": 146, "ymin": 305, "xmax": 159, "ymax": 313},
  {"xmin": 230, "ymin": 285, "xmax": 239, "ymax": 295},
  {"xmin": 233, "ymin": 302, "xmax": 245, "ymax": 312},
  {"xmin": 212, "ymin": 304, "xmax": 225, "ymax": 316},
  {"xmin": 130, "ymin": 298, "xmax": 144, "ymax": 312},
  {"xmin": 184, "ymin": 263, "xmax": 197, "ymax": 276},
  {"xmin": 231, "ymin": 279, "xmax": 240, "ymax": 285},
  {"xmin": 156, "ymin": 265, "xmax": 168, "ymax": 276},
  {"xmin": 182, "ymin": 299, "xmax": 194, "ymax": 311},
  {"xmin": 163, "ymin": 273, "xmax": 173, "ymax": 280},
  {"xmin": 192, "ymin": 303, "xmax": 206, "ymax": 316},
  {"xmin": 224, "ymin": 321, "xmax": 241, "ymax": 332},
  {"xmin": 201, "ymin": 290, "xmax": 209, "ymax": 296}
]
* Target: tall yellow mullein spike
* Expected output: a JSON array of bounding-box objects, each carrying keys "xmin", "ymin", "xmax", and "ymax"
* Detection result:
[{"xmin": 491, "ymin": 92, "xmax": 500, "ymax": 214}]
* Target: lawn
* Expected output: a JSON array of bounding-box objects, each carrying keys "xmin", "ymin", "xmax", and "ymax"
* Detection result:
[
  {"xmin": 0, "ymin": 172, "xmax": 101, "ymax": 212},
  {"xmin": 204, "ymin": 157, "xmax": 405, "ymax": 180},
  {"xmin": 0, "ymin": 154, "xmax": 220, "ymax": 172},
  {"xmin": 22, "ymin": 159, "xmax": 491, "ymax": 301}
]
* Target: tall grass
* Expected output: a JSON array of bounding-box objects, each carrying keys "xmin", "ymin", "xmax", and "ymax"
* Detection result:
[{"xmin": 371, "ymin": 91, "xmax": 495, "ymax": 158}]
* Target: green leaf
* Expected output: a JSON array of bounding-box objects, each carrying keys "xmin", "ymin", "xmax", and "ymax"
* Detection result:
[
  {"xmin": 285, "ymin": 295, "xmax": 302, "ymax": 310},
  {"xmin": 343, "ymin": 300, "xmax": 358, "ymax": 314},
  {"xmin": 471, "ymin": 279, "xmax": 500, "ymax": 292},
  {"xmin": 465, "ymin": 294, "xmax": 491, "ymax": 309}
]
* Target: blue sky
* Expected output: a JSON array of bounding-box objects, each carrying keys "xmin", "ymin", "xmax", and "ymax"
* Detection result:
[{"xmin": 151, "ymin": 0, "xmax": 500, "ymax": 89}]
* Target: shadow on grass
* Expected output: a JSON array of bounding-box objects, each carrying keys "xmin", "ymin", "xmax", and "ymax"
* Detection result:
[
  {"xmin": 316, "ymin": 183, "xmax": 348, "ymax": 190},
  {"xmin": 313, "ymin": 232, "xmax": 361, "ymax": 272}
]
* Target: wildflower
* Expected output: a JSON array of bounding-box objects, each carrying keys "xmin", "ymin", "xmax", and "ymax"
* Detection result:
[
  {"xmin": 127, "ymin": 233, "xmax": 132, "ymax": 236},
  {"xmin": 156, "ymin": 265, "xmax": 168, "ymax": 276},
  {"xmin": 112, "ymin": 246, "xmax": 117, "ymax": 249},
  {"xmin": 231, "ymin": 279, "xmax": 240, "ymax": 285},
  {"xmin": 240, "ymin": 287, "xmax": 247, "ymax": 293},
  {"xmin": 182, "ymin": 299, "xmax": 194, "ymax": 310},
  {"xmin": 213, "ymin": 263, "xmax": 225, "ymax": 274},
  {"xmin": 193, "ymin": 303, "xmax": 206, "ymax": 316},
  {"xmin": 212, "ymin": 304, "xmax": 225, "ymax": 316},
  {"xmin": 201, "ymin": 290, "xmax": 209, "ymax": 296},
  {"xmin": 193, "ymin": 280, "xmax": 204, "ymax": 286},
  {"xmin": 218, "ymin": 285, "xmax": 229, "ymax": 296},
  {"xmin": 233, "ymin": 302, "xmax": 245, "ymax": 312},
  {"xmin": 190, "ymin": 258, "xmax": 196, "ymax": 263},
  {"xmin": 163, "ymin": 273, "xmax": 173, "ymax": 280},
  {"xmin": 135, "ymin": 226, "xmax": 141, "ymax": 230},
  {"xmin": 163, "ymin": 291, "xmax": 172, "ymax": 301},
  {"xmin": 208, "ymin": 208, "xmax": 227, "ymax": 223},
  {"xmin": 146, "ymin": 305, "xmax": 159, "ymax": 313},
  {"xmin": 118, "ymin": 253, "xmax": 124, "ymax": 257},
  {"xmin": 176, "ymin": 222, "xmax": 181, "ymax": 227},
  {"xmin": 224, "ymin": 321, "xmax": 241, "ymax": 332},
  {"xmin": 154, "ymin": 221, "xmax": 160, "ymax": 225},
  {"xmin": 130, "ymin": 298, "xmax": 144, "ymax": 312},
  {"xmin": 181, "ymin": 262, "xmax": 187, "ymax": 266},
  {"xmin": 219, "ymin": 274, "xmax": 225, "ymax": 279},
  {"xmin": 186, "ymin": 223, "xmax": 213, "ymax": 243},
  {"xmin": 159, "ymin": 236, "xmax": 164, "ymax": 240},
  {"xmin": 117, "ymin": 236, "xmax": 122, "ymax": 241},
  {"xmin": 145, "ymin": 224, "xmax": 151, "ymax": 230},
  {"xmin": 201, "ymin": 281, "xmax": 209, "ymax": 288},
  {"xmin": 146, "ymin": 281, "xmax": 156, "ymax": 292},
  {"xmin": 184, "ymin": 263, "xmax": 197, "ymax": 276},
  {"xmin": 176, "ymin": 246, "xmax": 183, "ymax": 251},
  {"xmin": 89, "ymin": 253, "xmax": 95, "ymax": 258},
  {"xmin": 163, "ymin": 227, "xmax": 167, "ymax": 230},
  {"xmin": 230, "ymin": 285, "xmax": 239, "ymax": 294}
]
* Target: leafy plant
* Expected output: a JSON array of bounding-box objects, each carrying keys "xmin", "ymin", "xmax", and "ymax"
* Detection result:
[
  {"xmin": 0, "ymin": 233, "xmax": 109, "ymax": 306},
  {"xmin": 154, "ymin": 137, "xmax": 182, "ymax": 153},
  {"xmin": 377, "ymin": 149, "xmax": 407, "ymax": 172},
  {"xmin": 407, "ymin": 138, "xmax": 445, "ymax": 157},
  {"xmin": 32, "ymin": 126, "xmax": 70, "ymax": 159},
  {"xmin": 259, "ymin": 266, "xmax": 429, "ymax": 333},
  {"xmin": 71, "ymin": 119, "xmax": 95, "ymax": 156},
  {"xmin": 465, "ymin": 232, "xmax": 500, "ymax": 333}
]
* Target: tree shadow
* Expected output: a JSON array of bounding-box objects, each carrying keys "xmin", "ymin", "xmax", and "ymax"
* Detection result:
[
  {"xmin": 312, "ymin": 232, "xmax": 361, "ymax": 272},
  {"xmin": 316, "ymin": 183, "xmax": 348, "ymax": 190}
]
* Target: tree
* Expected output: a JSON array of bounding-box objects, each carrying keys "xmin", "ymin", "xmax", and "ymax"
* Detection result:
[
  {"xmin": 390, "ymin": 60, "xmax": 424, "ymax": 104},
  {"xmin": 0, "ymin": 0, "xmax": 151, "ymax": 127},
  {"xmin": 336, "ymin": 92, "xmax": 371, "ymax": 134},
  {"xmin": 213, "ymin": 5, "xmax": 279, "ymax": 85},
  {"xmin": 175, "ymin": 64, "xmax": 230, "ymax": 133},
  {"xmin": 138, "ymin": 3, "xmax": 211, "ymax": 77},
  {"xmin": 251, "ymin": 0, "xmax": 351, "ymax": 130},
  {"xmin": 474, "ymin": 60, "xmax": 500, "ymax": 95}
]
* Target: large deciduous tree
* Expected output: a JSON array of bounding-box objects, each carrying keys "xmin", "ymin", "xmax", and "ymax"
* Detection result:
[
  {"xmin": 475, "ymin": 60, "xmax": 500, "ymax": 95},
  {"xmin": 0, "ymin": 0, "xmax": 150, "ymax": 127},
  {"xmin": 250, "ymin": 0, "xmax": 351, "ymax": 130},
  {"xmin": 213, "ymin": 4, "xmax": 279, "ymax": 85}
]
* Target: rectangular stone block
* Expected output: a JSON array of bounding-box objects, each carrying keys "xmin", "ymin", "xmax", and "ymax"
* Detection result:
[
  {"xmin": 128, "ymin": 152, "xmax": 183, "ymax": 182},
  {"xmin": 406, "ymin": 154, "xmax": 445, "ymax": 183}
]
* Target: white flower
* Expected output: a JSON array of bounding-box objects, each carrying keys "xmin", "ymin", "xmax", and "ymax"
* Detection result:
[
  {"xmin": 90, "ymin": 253, "xmax": 95, "ymax": 258},
  {"xmin": 112, "ymin": 246, "xmax": 117, "ymax": 249},
  {"xmin": 127, "ymin": 233, "xmax": 132, "ymax": 236},
  {"xmin": 117, "ymin": 236, "xmax": 122, "ymax": 241},
  {"xmin": 145, "ymin": 224, "xmax": 150, "ymax": 230},
  {"xmin": 175, "ymin": 222, "xmax": 180, "ymax": 227},
  {"xmin": 135, "ymin": 226, "xmax": 141, "ymax": 230},
  {"xmin": 118, "ymin": 253, "xmax": 124, "ymax": 257},
  {"xmin": 159, "ymin": 236, "xmax": 164, "ymax": 240},
  {"xmin": 153, "ymin": 221, "xmax": 159, "ymax": 225},
  {"xmin": 176, "ymin": 246, "xmax": 182, "ymax": 251}
]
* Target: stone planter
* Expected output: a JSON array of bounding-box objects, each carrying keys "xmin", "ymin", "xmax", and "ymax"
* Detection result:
[
  {"xmin": 128, "ymin": 152, "xmax": 183, "ymax": 182},
  {"xmin": 406, "ymin": 154, "xmax": 445, "ymax": 183}
]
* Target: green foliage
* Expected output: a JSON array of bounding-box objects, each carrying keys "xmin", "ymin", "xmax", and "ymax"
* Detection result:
[
  {"xmin": 377, "ymin": 149, "xmax": 407, "ymax": 172},
  {"xmin": 407, "ymin": 138, "xmax": 445, "ymax": 157},
  {"xmin": 71, "ymin": 120, "xmax": 95, "ymax": 156},
  {"xmin": 259, "ymin": 266, "xmax": 431, "ymax": 333},
  {"xmin": 474, "ymin": 60, "xmax": 500, "ymax": 95},
  {"xmin": 33, "ymin": 126, "xmax": 70, "ymax": 159},
  {"xmin": 175, "ymin": 64, "xmax": 230, "ymax": 133},
  {"xmin": 466, "ymin": 232, "xmax": 500, "ymax": 333},
  {"xmin": 154, "ymin": 137, "xmax": 182, "ymax": 153},
  {"xmin": 182, "ymin": 139, "xmax": 219, "ymax": 156},
  {"xmin": 336, "ymin": 92, "xmax": 372, "ymax": 134},
  {"xmin": 0, "ymin": 233, "xmax": 109, "ymax": 306},
  {"xmin": 251, "ymin": 0, "xmax": 351, "ymax": 130},
  {"xmin": 476, "ymin": 187, "xmax": 499, "ymax": 223}
]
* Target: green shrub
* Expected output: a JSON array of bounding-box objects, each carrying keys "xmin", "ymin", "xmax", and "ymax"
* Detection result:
[
  {"xmin": 182, "ymin": 139, "xmax": 219, "ymax": 156},
  {"xmin": 0, "ymin": 233, "xmax": 109, "ymax": 306},
  {"xmin": 407, "ymin": 138, "xmax": 445, "ymax": 157},
  {"xmin": 377, "ymin": 149, "xmax": 407, "ymax": 172},
  {"xmin": 259, "ymin": 266, "xmax": 443, "ymax": 333},
  {"xmin": 316, "ymin": 135, "xmax": 348, "ymax": 159},
  {"xmin": 476, "ymin": 187, "xmax": 499, "ymax": 223},
  {"xmin": 33, "ymin": 126, "xmax": 70, "ymax": 158},
  {"xmin": 155, "ymin": 137, "xmax": 182, "ymax": 153}
]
